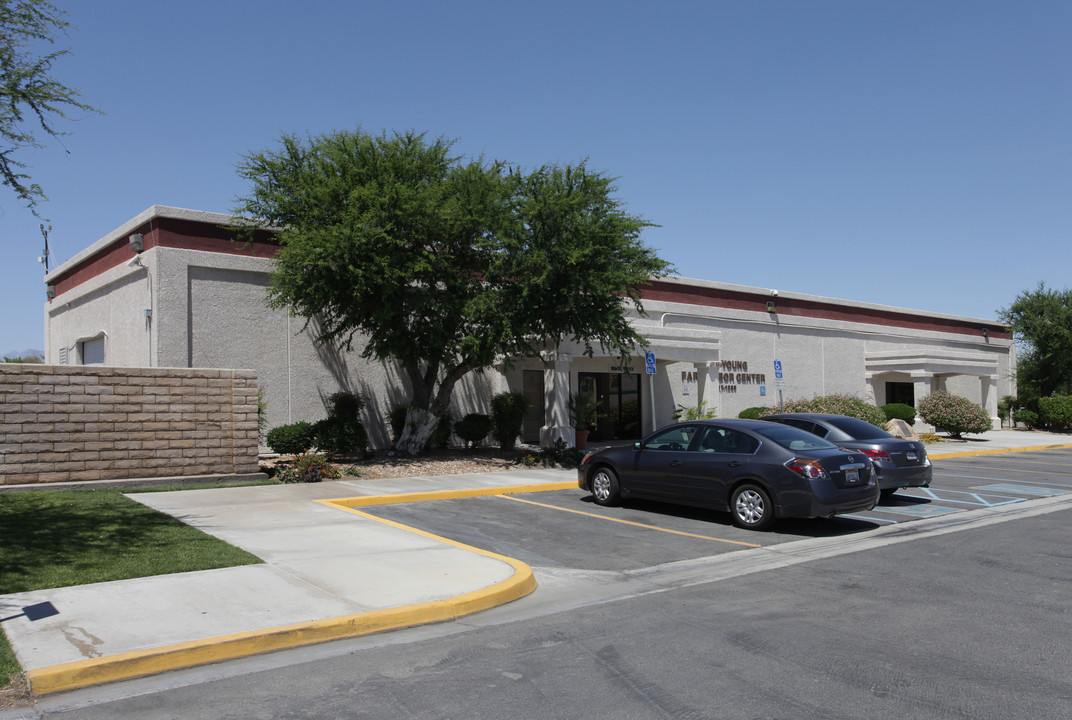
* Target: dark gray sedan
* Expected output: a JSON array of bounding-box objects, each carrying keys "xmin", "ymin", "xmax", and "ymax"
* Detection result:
[
  {"xmin": 577, "ymin": 419, "xmax": 879, "ymax": 530},
  {"xmin": 762, "ymin": 413, "xmax": 932, "ymax": 496}
]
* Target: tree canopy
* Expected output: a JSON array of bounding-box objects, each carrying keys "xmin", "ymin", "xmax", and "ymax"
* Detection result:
[
  {"xmin": 1, "ymin": 0, "xmax": 99, "ymax": 214},
  {"xmin": 999, "ymin": 282, "xmax": 1072, "ymax": 408},
  {"xmin": 234, "ymin": 129, "xmax": 673, "ymax": 453}
]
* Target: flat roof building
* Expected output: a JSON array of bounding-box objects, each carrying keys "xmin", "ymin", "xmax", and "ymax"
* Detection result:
[{"xmin": 43, "ymin": 205, "xmax": 1015, "ymax": 448}]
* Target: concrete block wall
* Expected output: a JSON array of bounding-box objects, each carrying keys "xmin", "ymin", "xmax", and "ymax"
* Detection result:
[{"xmin": 0, "ymin": 365, "xmax": 261, "ymax": 486}]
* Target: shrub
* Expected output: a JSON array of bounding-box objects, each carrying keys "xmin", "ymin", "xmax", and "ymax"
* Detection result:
[
  {"xmin": 430, "ymin": 412, "xmax": 454, "ymax": 448},
  {"xmin": 1014, "ymin": 409, "xmax": 1038, "ymax": 428},
  {"xmin": 266, "ymin": 421, "xmax": 316, "ymax": 455},
  {"xmin": 388, "ymin": 403, "xmax": 408, "ymax": 442},
  {"xmin": 881, "ymin": 403, "xmax": 916, "ymax": 425},
  {"xmin": 917, "ymin": 391, "xmax": 991, "ymax": 438},
  {"xmin": 275, "ymin": 453, "xmax": 341, "ymax": 483},
  {"xmin": 738, "ymin": 406, "xmax": 767, "ymax": 420},
  {"xmin": 314, "ymin": 391, "xmax": 369, "ymax": 457},
  {"xmin": 516, "ymin": 438, "xmax": 585, "ymax": 468},
  {"xmin": 1038, "ymin": 395, "xmax": 1072, "ymax": 431},
  {"xmin": 674, "ymin": 399, "xmax": 717, "ymax": 422},
  {"xmin": 490, "ymin": 392, "xmax": 530, "ymax": 450},
  {"xmin": 454, "ymin": 413, "xmax": 491, "ymax": 448},
  {"xmin": 997, "ymin": 395, "xmax": 1017, "ymax": 427},
  {"xmin": 761, "ymin": 394, "xmax": 886, "ymax": 427}
]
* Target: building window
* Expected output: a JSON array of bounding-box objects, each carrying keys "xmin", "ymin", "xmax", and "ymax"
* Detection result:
[
  {"xmin": 81, "ymin": 336, "xmax": 105, "ymax": 365},
  {"xmin": 886, "ymin": 381, "xmax": 914, "ymax": 406}
]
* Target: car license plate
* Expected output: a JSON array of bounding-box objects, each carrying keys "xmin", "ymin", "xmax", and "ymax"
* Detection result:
[
  {"xmin": 907, "ymin": 452, "xmax": 918, "ymax": 462},
  {"xmin": 845, "ymin": 468, "xmax": 860, "ymax": 483}
]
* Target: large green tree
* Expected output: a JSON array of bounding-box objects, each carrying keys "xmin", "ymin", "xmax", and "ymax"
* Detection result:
[
  {"xmin": 1, "ymin": 0, "xmax": 99, "ymax": 214},
  {"xmin": 999, "ymin": 282, "xmax": 1072, "ymax": 408},
  {"xmin": 235, "ymin": 129, "xmax": 672, "ymax": 453}
]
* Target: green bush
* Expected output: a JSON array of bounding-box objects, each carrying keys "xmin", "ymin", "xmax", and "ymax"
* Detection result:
[
  {"xmin": 388, "ymin": 403, "xmax": 408, "ymax": 442},
  {"xmin": 738, "ymin": 406, "xmax": 767, "ymax": 420},
  {"xmin": 490, "ymin": 392, "xmax": 530, "ymax": 449},
  {"xmin": 997, "ymin": 395, "xmax": 1017, "ymax": 427},
  {"xmin": 275, "ymin": 453, "xmax": 341, "ymax": 483},
  {"xmin": 1014, "ymin": 409, "xmax": 1038, "ymax": 428},
  {"xmin": 314, "ymin": 391, "xmax": 369, "ymax": 457},
  {"xmin": 266, "ymin": 421, "xmax": 316, "ymax": 454},
  {"xmin": 454, "ymin": 413, "xmax": 491, "ymax": 448},
  {"xmin": 918, "ymin": 391, "xmax": 991, "ymax": 438},
  {"xmin": 761, "ymin": 394, "xmax": 886, "ymax": 427},
  {"xmin": 882, "ymin": 403, "xmax": 916, "ymax": 425},
  {"xmin": 1038, "ymin": 395, "xmax": 1072, "ymax": 431}
]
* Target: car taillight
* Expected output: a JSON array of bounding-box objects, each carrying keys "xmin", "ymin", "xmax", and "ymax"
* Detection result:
[
  {"xmin": 858, "ymin": 448, "xmax": 891, "ymax": 461},
  {"xmin": 785, "ymin": 458, "xmax": 827, "ymax": 480}
]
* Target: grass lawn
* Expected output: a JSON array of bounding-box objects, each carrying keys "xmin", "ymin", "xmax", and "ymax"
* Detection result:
[{"xmin": 0, "ymin": 487, "xmax": 265, "ymax": 699}]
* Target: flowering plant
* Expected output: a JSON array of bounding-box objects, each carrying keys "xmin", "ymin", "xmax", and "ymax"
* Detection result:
[
  {"xmin": 917, "ymin": 391, "xmax": 991, "ymax": 438},
  {"xmin": 275, "ymin": 453, "xmax": 342, "ymax": 483},
  {"xmin": 761, "ymin": 394, "xmax": 886, "ymax": 427}
]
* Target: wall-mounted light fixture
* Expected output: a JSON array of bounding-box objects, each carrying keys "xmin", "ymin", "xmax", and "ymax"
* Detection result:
[
  {"xmin": 46, "ymin": 285, "xmax": 56, "ymax": 300},
  {"xmin": 981, "ymin": 328, "xmax": 990, "ymax": 338},
  {"xmin": 766, "ymin": 300, "xmax": 777, "ymax": 313},
  {"xmin": 129, "ymin": 233, "xmax": 144, "ymax": 253}
]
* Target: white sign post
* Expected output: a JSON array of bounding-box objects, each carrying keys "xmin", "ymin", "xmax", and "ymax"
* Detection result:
[
  {"xmin": 645, "ymin": 352, "xmax": 657, "ymax": 432},
  {"xmin": 774, "ymin": 360, "xmax": 786, "ymax": 411}
]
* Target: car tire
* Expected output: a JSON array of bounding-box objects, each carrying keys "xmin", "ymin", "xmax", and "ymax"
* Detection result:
[
  {"xmin": 731, "ymin": 483, "xmax": 774, "ymax": 530},
  {"xmin": 590, "ymin": 467, "xmax": 621, "ymax": 506}
]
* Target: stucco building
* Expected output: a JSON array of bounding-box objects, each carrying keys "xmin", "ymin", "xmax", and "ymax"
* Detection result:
[{"xmin": 43, "ymin": 205, "xmax": 1015, "ymax": 448}]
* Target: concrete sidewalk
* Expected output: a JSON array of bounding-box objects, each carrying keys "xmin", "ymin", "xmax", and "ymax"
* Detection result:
[{"xmin": 3, "ymin": 429, "xmax": 1072, "ymax": 696}]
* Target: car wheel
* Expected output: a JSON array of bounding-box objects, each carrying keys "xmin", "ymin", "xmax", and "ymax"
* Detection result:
[
  {"xmin": 731, "ymin": 483, "xmax": 774, "ymax": 530},
  {"xmin": 590, "ymin": 467, "xmax": 621, "ymax": 506}
]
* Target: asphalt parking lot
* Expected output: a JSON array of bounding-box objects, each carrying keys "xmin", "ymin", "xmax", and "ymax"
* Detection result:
[{"xmin": 369, "ymin": 448, "xmax": 1072, "ymax": 572}]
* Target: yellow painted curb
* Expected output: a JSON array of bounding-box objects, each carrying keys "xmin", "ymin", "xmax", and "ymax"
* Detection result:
[
  {"xmin": 26, "ymin": 486, "xmax": 554, "ymax": 695},
  {"xmin": 324, "ymin": 480, "xmax": 577, "ymax": 508},
  {"xmin": 929, "ymin": 442, "xmax": 1072, "ymax": 460}
]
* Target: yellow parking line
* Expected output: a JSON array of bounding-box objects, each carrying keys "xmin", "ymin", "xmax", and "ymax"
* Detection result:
[{"xmin": 497, "ymin": 494, "xmax": 761, "ymax": 548}]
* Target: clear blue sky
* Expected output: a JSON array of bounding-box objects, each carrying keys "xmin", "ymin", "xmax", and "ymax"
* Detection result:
[{"xmin": 3, "ymin": 0, "xmax": 1070, "ymax": 356}]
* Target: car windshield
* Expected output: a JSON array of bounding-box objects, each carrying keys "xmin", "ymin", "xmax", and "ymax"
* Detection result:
[
  {"xmin": 753, "ymin": 423, "xmax": 839, "ymax": 452},
  {"xmin": 825, "ymin": 416, "xmax": 894, "ymax": 440}
]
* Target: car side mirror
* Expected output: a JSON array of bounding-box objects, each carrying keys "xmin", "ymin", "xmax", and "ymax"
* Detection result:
[{"xmin": 634, "ymin": 441, "xmax": 644, "ymax": 451}]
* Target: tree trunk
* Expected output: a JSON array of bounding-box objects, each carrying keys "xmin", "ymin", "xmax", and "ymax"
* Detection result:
[{"xmin": 395, "ymin": 407, "xmax": 440, "ymax": 455}]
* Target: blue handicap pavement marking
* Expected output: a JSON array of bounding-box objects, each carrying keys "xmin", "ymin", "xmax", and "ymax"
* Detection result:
[
  {"xmin": 875, "ymin": 504, "xmax": 963, "ymax": 518},
  {"xmin": 975, "ymin": 483, "xmax": 1071, "ymax": 498},
  {"xmin": 900, "ymin": 487, "xmax": 1023, "ymax": 507}
]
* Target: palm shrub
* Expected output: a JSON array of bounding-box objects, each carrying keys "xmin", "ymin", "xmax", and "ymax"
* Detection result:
[
  {"xmin": 1038, "ymin": 395, "xmax": 1072, "ymax": 431},
  {"xmin": 454, "ymin": 413, "xmax": 491, "ymax": 448},
  {"xmin": 266, "ymin": 421, "xmax": 317, "ymax": 455},
  {"xmin": 313, "ymin": 391, "xmax": 369, "ymax": 457},
  {"xmin": 917, "ymin": 391, "xmax": 991, "ymax": 438},
  {"xmin": 674, "ymin": 399, "xmax": 717, "ymax": 421},
  {"xmin": 761, "ymin": 394, "xmax": 886, "ymax": 427},
  {"xmin": 882, "ymin": 403, "xmax": 916, "ymax": 425},
  {"xmin": 490, "ymin": 392, "xmax": 530, "ymax": 450}
]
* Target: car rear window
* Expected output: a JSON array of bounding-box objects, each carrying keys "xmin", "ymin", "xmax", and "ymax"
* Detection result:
[
  {"xmin": 824, "ymin": 416, "xmax": 893, "ymax": 439},
  {"xmin": 753, "ymin": 424, "xmax": 838, "ymax": 452}
]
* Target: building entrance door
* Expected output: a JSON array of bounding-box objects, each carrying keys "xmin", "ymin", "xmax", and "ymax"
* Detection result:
[{"xmin": 578, "ymin": 372, "xmax": 642, "ymax": 442}]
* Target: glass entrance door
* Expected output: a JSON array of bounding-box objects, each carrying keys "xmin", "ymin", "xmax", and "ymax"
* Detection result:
[{"xmin": 578, "ymin": 372, "xmax": 642, "ymax": 441}]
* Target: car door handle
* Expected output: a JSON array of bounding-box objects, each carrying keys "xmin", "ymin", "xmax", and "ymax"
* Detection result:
[
  {"xmin": 728, "ymin": 461, "xmax": 744, "ymax": 467},
  {"xmin": 670, "ymin": 460, "xmax": 682, "ymax": 466}
]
